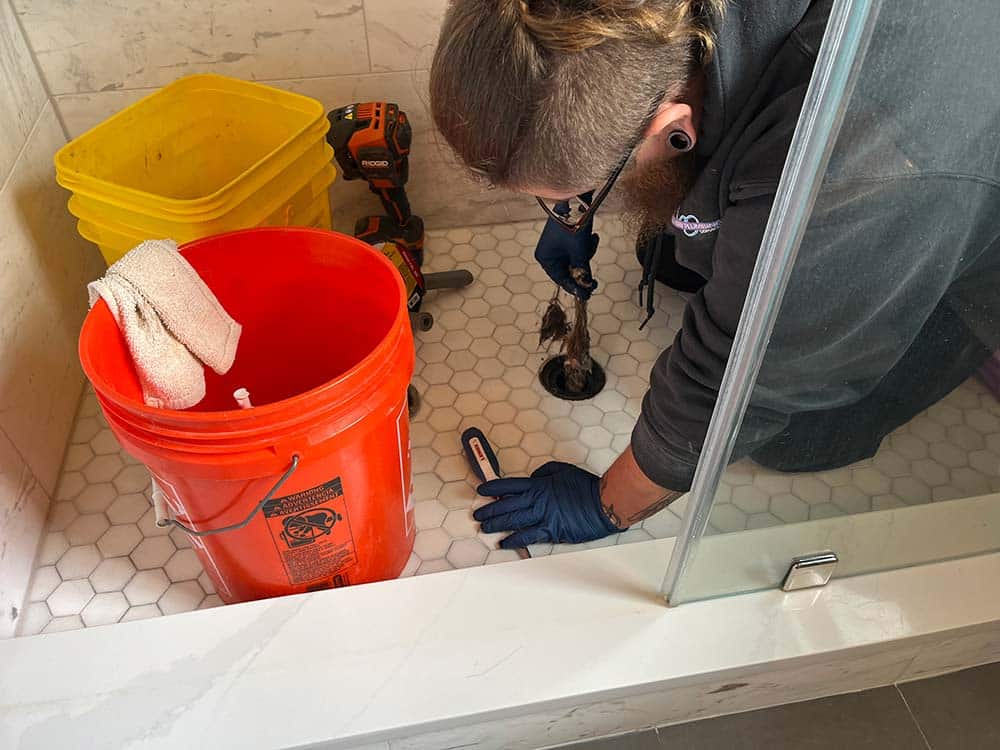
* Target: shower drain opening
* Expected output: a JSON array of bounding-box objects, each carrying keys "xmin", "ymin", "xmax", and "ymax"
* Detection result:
[{"xmin": 539, "ymin": 356, "xmax": 607, "ymax": 401}]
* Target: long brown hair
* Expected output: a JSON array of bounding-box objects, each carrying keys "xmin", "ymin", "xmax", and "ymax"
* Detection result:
[{"xmin": 430, "ymin": 0, "xmax": 724, "ymax": 193}]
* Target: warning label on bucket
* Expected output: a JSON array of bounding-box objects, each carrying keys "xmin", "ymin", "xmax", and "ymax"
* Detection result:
[{"xmin": 262, "ymin": 478, "xmax": 357, "ymax": 585}]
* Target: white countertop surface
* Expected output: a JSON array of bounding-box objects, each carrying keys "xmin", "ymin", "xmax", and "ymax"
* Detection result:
[{"xmin": 3, "ymin": 537, "xmax": 1000, "ymax": 749}]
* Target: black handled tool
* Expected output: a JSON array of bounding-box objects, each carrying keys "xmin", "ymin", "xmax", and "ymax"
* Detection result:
[{"xmin": 461, "ymin": 427, "xmax": 530, "ymax": 560}]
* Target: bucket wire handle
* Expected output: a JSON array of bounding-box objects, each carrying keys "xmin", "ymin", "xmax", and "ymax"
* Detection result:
[{"xmin": 152, "ymin": 454, "xmax": 300, "ymax": 538}]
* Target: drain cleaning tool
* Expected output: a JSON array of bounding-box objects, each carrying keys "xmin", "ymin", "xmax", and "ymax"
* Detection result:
[{"xmin": 461, "ymin": 427, "xmax": 530, "ymax": 560}]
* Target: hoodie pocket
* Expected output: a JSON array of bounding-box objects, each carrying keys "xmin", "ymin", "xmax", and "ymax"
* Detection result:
[{"xmin": 729, "ymin": 178, "xmax": 780, "ymax": 202}]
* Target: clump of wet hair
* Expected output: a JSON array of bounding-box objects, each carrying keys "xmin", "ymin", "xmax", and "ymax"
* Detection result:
[
  {"xmin": 539, "ymin": 289, "xmax": 571, "ymax": 347},
  {"xmin": 563, "ymin": 295, "xmax": 593, "ymax": 393}
]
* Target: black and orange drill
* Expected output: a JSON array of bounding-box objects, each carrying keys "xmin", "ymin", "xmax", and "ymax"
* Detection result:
[
  {"xmin": 327, "ymin": 102, "xmax": 425, "ymax": 263},
  {"xmin": 327, "ymin": 102, "xmax": 474, "ymax": 417},
  {"xmin": 327, "ymin": 101, "xmax": 472, "ymax": 331}
]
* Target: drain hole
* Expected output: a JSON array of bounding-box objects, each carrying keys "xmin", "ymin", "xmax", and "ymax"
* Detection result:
[{"xmin": 539, "ymin": 356, "xmax": 606, "ymax": 401}]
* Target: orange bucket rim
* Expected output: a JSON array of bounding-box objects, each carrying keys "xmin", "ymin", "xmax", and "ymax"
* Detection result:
[{"xmin": 79, "ymin": 227, "xmax": 410, "ymax": 432}]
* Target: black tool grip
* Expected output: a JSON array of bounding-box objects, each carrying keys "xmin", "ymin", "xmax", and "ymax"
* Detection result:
[
  {"xmin": 374, "ymin": 186, "xmax": 411, "ymax": 225},
  {"xmin": 461, "ymin": 428, "xmax": 501, "ymax": 483}
]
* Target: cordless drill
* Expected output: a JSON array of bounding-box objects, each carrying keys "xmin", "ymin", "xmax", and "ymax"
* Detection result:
[
  {"xmin": 327, "ymin": 101, "xmax": 472, "ymax": 332},
  {"xmin": 327, "ymin": 102, "xmax": 425, "ymax": 265}
]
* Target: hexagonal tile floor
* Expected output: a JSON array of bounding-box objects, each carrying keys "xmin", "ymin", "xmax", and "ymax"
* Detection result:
[{"xmin": 17, "ymin": 216, "xmax": 1000, "ymax": 636}]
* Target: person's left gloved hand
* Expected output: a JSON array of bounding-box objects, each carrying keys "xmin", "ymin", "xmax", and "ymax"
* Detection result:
[
  {"xmin": 533, "ymin": 194, "xmax": 600, "ymax": 300},
  {"xmin": 473, "ymin": 461, "xmax": 625, "ymax": 549}
]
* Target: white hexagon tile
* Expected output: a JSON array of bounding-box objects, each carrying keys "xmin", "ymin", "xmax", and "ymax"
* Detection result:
[{"xmin": 17, "ymin": 216, "xmax": 1000, "ymax": 636}]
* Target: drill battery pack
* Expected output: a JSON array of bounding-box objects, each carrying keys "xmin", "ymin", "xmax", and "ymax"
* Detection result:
[{"xmin": 374, "ymin": 241, "xmax": 425, "ymax": 312}]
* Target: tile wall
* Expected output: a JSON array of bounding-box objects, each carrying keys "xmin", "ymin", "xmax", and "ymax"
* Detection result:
[
  {"xmin": 14, "ymin": 0, "xmax": 538, "ymax": 231},
  {"xmin": 0, "ymin": 1, "xmax": 104, "ymax": 637}
]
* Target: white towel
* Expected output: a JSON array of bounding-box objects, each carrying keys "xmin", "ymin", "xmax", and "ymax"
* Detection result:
[{"xmin": 88, "ymin": 239, "xmax": 242, "ymax": 410}]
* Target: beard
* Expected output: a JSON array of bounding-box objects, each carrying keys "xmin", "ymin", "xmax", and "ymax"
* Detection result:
[{"xmin": 617, "ymin": 150, "xmax": 698, "ymax": 240}]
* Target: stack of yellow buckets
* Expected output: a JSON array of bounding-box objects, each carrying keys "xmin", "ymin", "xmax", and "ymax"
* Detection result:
[{"xmin": 55, "ymin": 74, "xmax": 336, "ymax": 265}]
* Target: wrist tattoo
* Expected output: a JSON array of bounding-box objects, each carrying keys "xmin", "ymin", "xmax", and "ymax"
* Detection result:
[
  {"xmin": 603, "ymin": 503, "xmax": 624, "ymax": 528},
  {"xmin": 599, "ymin": 474, "xmax": 624, "ymax": 528},
  {"xmin": 627, "ymin": 491, "xmax": 683, "ymax": 524}
]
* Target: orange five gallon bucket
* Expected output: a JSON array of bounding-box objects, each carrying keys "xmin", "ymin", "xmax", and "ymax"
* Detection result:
[{"xmin": 79, "ymin": 227, "xmax": 415, "ymax": 603}]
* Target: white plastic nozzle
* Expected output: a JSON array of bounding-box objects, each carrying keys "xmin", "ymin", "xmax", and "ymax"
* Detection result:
[{"xmin": 233, "ymin": 388, "xmax": 252, "ymax": 409}]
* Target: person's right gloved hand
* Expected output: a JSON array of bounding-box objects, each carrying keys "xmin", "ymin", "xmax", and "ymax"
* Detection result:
[
  {"xmin": 534, "ymin": 205, "xmax": 600, "ymax": 300},
  {"xmin": 473, "ymin": 461, "xmax": 624, "ymax": 548}
]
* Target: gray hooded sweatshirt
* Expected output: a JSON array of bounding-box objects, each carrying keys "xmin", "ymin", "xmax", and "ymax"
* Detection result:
[{"xmin": 631, "ymin": 0, "xmax": 1000, "ymax": 489}]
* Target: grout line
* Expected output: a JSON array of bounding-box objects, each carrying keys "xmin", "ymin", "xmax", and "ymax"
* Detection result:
[
  {"xmin": 14, "ymin": 388, "xmax": 94, "ymax": 624},
  {"xmin": 254, "ymin": 69, "xmax": 425, "ymax": 83},
  {"xmin": 6, "ymin": 438, "xmax": 54, "ymax": 639},
  {"xmin": 53, "ymin": 67, "xmax": 431, "ymax": 100},
  {"xmin": 42, "ymin": 377, "xmax": 90, "ymax": 503},
  {"xmin": 652, "ymin": 725, "xmax": 664, "ymax": 746},
  {"xmin": 896, "ymin": 648, "xmax": 923, "ymax": 687},
  {"xmin": 5, "ymin": 0, "xmax": 70, "ymax": 141},
  {"xmin": 0, "ymin": 91, "xmax": 48, "ymax": 195},
  {"xmin": 52, "ymin": 85, "xmax": 159, "ymax": 102},
  {"xmin": 0, "ymin": 423, "xmax": 40, "ymax": 501},
  {"xmin": 359, "ymin": 0, "xmax": 374, "ymax": 74},
  {"xmin": 895, "ymin": 684, "xmax": 934, "ymax": 750}
]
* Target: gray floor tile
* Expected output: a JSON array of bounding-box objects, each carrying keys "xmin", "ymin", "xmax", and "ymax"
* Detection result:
[
  {"xmin": 651, "ymin": 687, "xmax": 926, "ymax": 749},
  {"xmin": 899, "ymin": 662, "xmax": 1000, "ymax": 750},
  {"xmin": 567, "ymin": 687, "xmax": 926, "ymax": 750},
  {"xmin": 564, "ymin": 728, "xmax": 661, "ymax": 750}
]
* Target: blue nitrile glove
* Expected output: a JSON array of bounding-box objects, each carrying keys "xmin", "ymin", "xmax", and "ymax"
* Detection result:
[
  {"xmin": 474, "ymin": 462, "xmax": 624, "ymax": 548},
  {"xmin": 534, "ymin": 198, "xmax": 600, "ymax": 300}
]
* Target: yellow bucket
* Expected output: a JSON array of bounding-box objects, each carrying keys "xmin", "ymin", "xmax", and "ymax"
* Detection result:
[
  {"xmin": 55, "ymin": 74, "xmax": 336, "ymax": 265},
  {"xmin": 75, "ymin": 164, "xmax": 336, "ymax": 261}
]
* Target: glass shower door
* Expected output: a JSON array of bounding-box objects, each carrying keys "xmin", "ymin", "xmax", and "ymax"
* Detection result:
[{"xmin": 663, "ymin": 0, "xmax": 1000, "ymax": 604}]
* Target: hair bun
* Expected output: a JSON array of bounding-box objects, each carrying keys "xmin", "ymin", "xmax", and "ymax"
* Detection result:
[{"xmin": 518, "ymin": 0, "xmax": 703, "ymax": 54}]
